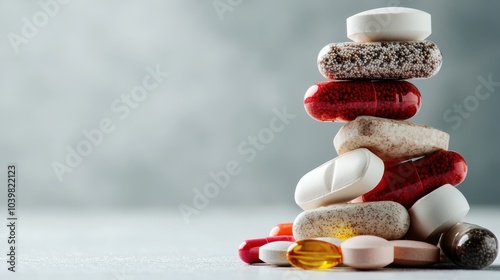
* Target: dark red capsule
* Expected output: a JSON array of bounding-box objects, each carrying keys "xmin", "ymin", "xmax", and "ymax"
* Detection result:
[
  {"xmin": 362, "ymin": 150, "xmax": 467, "ymax": 209},
  {"xmin": 238, "ymin": 236, "xmax": 295, "ymax": 264},
  {"xmin": 304, "ymin": 80, "xmax": 421, "ymax": 122}
]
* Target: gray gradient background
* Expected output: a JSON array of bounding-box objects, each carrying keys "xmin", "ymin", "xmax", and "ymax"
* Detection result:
[{"xmin": 0, "ymin": 0, "xmax": 499, "ymax": 218}]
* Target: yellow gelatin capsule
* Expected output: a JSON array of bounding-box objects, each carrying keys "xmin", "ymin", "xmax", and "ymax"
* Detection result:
[{"xmin": 287, "ymin": 239, "xmax": 342, "ymax": 270}]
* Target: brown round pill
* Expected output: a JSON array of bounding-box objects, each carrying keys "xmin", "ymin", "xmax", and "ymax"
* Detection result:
[{"xmin": 390, "ymin": 240, "xmax": 440, "ymax": 267}]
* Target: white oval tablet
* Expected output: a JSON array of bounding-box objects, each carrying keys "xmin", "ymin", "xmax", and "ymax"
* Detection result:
[
  {"xmin": 295, "ymin": 148, "xmax": 384, "ymax": 210},
  {"xmin": 259, "ymin": 241, "xmax": 294, "ymax": 266},
  {"xmin": 347, "ymin": 7, "xmax": 431, "ymax": 42},
  {"xmin": 406, "ymin": 185, "xmax": 469, "ymax": 244},
  {"xmin": 341, "ymin": 235, "xmax": 394, "ymax": 269}
]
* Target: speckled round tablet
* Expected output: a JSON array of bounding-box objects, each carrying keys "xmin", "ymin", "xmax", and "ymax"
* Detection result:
[
  {"xmin": 341, "ymin": 235, "xmax": 394, "ymax": 269},
  {"xmin": 259, "ymin": 241, "xmax": 294, "ymax": 266},
  {"xmin": 440, "ymin": 223, "xmax": 499, "ymax": 269},
  {"xmin": 334, "ymin": 116, "xmax": 449, "ymax": 163},
  {"xmin": 293, "ymin": 201, "xmax": 410, "ymax": 241},
  {"xmin": 318, "ymin": 41, "xmax": 442, "ymax": 80},
  {"xmin": 347, "ymin": 7, "xmax": 431, "ymax": 42},
  {"xmin": 390, "ymin": 240, "xmax": 440, "ymax": 267},
  {"xmin": 406, "ymin": 185, "xmax": 469, "ymax": 244}
]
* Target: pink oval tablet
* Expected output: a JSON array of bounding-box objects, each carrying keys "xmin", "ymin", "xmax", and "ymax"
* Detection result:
[
  {"xmin": 341, "ymin": 235, "xmax": 394, "ymax": 270},
  {"xmin": 390, "ymin": 240, "xmax": 440, "ymax": 267}
]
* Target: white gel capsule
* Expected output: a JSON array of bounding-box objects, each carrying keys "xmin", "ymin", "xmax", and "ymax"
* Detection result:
[
  {"xmin": 347, "ymin": 7, "xmax": 431, "ymax": 42},
  {"xmin": 258, "ymin": 241, "xmax": 294, "ymax": 266},
  {"xmin": 295, "ymin": 148, "xmax": 384, "ymax": 210}
]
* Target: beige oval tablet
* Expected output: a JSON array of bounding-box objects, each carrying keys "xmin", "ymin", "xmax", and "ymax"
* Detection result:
[
  {"xmin": 334, "ymin": 116, "xmax": 449, "ymax": 163},
  {"xmin": 390, "ymin": 240, "xmax": 440, "ymax": 267},
  {"xmin": 341, "ymin": 235, "xmax": 394, "ymax": 269},
  {"xmin": 293, "ymin": 201, "xmax": 410, "ymax": 241}
]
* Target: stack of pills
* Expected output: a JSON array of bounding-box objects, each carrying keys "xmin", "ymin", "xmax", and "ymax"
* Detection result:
[{"xmin": 238, "ymin": 7, "xmax": 498, "ymax": 270}]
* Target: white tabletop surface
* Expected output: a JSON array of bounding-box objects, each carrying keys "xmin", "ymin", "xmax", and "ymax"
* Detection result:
[{"xmin": 0, "ymin": 206, "xmax": 499, "ymax": 279}]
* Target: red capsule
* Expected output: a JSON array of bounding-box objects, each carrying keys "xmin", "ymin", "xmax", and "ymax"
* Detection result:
[
  {"xmin": 304, "ymin": 80, "xmax": 421, "ymax": 122},
  {"xmin": 362, "ymin": 150, "xmax": 467, "ymax": 209},
  {"xmin": 238, "ymin": 236, "xmax": 295, "ymax": 264}
]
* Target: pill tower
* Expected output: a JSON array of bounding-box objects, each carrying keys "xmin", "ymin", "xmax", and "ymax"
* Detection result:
[{"xmin": 238, "ymin": 7, "xmax": 498, "ymax": 270}]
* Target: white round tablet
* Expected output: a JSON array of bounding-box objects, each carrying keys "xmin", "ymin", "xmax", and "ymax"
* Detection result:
[
  {"xmin": 406, "ymin": 185, "xmax": 469, "ymax": 244},
  {"xmin": 258, "ymin": 241, "xmax": 294, "ymax": 266},
  {"xmin": 347, "ymin": 7, "xmax": 431, "ymax": 42}
]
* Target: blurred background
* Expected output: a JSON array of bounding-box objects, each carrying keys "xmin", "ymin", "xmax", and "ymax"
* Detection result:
[{"xmin": 0, "ymin": 0, "xmax": 499, "ymax": 219}]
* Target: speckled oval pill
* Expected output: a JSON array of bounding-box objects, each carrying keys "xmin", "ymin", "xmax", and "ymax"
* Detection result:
[
  {"xmin": 334, "ymin": 116, "xmax": 449, "ymax": 163},
  {"xmin": 406, "ymin": 185, "xmax": 469, "ymax": 244},
  {"xmin": 259, "ymin": 241, "xmax": 294, "ymax": 266},
  {"xmin": 347, "ymin": 7, "xmax": 432, "ymax": 42},
  {"xmin": 295, "ymin": 148, "xmax": 384, "ymax": 210},
  {"xmin": 341, "ymin": 235, "xmax": 394, "ymax": 269},
  {"xmin": 318, "ymin": 41, "xmax": 442, "ymax": 80},
  {"xmin": 440, "ymin": 223, "xmax": 498, "ymax": 269},
  {"xmin": 293, "ymin": 201, "xmax": 410, "ymax": 241},
  {"xmin": 390, "ymin": 240, "xmax": 440, "ymax": 267}
]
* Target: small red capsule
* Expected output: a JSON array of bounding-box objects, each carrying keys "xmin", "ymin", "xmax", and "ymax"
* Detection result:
[
  {"xmin": 269, "ymin": 223, "xmax": 293, "ymax": 237},
  {"xmin": 238, "ymin": 236, "xmax": 295, "ymax": 264}
]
